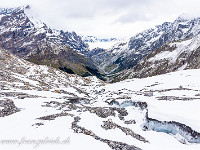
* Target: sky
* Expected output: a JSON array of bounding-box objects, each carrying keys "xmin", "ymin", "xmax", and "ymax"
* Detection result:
[{"xmin": 0, "ymin": 0, "xmax": 200, "ymax": 39}]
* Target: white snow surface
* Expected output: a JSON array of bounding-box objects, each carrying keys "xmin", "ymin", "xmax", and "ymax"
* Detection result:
[
  {"xmin": 103, "ymin": 69, "xmax": 200, "ymax": 131},
  {"xmin": 149, "ymin": 35, "xmax": 200, "ymax": 63},
  {"xmin": 86, "ymin": 41, "xmax": 120, "ymax": 50},
  {"xmin": 1, "ymin": 51, "xmax": 200, "ymax": 150}
]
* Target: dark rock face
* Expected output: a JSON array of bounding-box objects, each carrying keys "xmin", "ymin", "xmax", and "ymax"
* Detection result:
[
  {"xmin": 0, "ymin": 99, "xmax": 20, "ymax": 117},
  {"xmin": 0, "ymin": 7, "xmax": 102, "ymax": 78}
]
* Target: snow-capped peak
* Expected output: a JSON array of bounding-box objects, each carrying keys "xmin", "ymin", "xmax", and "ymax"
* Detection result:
[
  {"xmin": 91, "ymin": 14, "xmax": 200, "ymax": 75},
  {"xmin": 0, "ymin": 7, "xmax": 22, "ymax": 15},
  {"xmin": 176, "ymin": 13, "xmax": 200, "ymax": 22}
]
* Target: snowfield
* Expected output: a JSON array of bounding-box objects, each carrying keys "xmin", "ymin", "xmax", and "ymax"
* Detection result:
[
  {"xmin": 86, "ymin": 40, "xmax": 120, "ymax": 50},
  {"xmin": 103, "ymin": 69, "xmax": 200, "ymax": 128},
  {"xmin": 1, "ymin": 48, "xmax": 200, "ymax": 150},
  {"xmin": 1, "ymin": 66, "xmax": 200, "ymax": 149}
]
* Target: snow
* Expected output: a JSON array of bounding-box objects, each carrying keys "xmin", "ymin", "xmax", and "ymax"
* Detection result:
[
  {"xmin": 147, "ymin": 100, "xmax": 200, "ymax": 132},
  {"xmin": 82, "ymin": 35, "xmax": 121, "ymax": 50},
  {"xmin": 1, "ymin": 68, "xmax": 200, "ymax": 149},
  {"xmin": 22, "ymin": 41, "xmax": 33, "ymax": 47},
  {"xmin": 25, "ymin": 8, "xmax": 45, "ymax": 30},
  {"xmin": 94, "ymin": 69, "xmax": 200, "ymax": 149},
  {"xmin": 1, "ymin": 44, "xmax": 200, "ymax": 149},
  {"xmin": 86, "ymin": 41, "xmax": 120, "ymax": 50},
  {"xmin": 102, "ymin": 69, "xmax": 200, "ymax": 129},
  {"xmin": 0, "ymin": 14, "xmax": 5, "ymax": 20},
  {"xmin": 0, "ymin": 94, "xmax": 110, "ymax": 150},
  {"xmin": 178, "ymin": 13, "xmax": 200, "ymax": 21},
  {"xmin": 148, "ymin": 35, "xmax": 200, "ymax": 63},
  {"xmin": 12, "ymin": 73, "xmax": 40, "ymax": 86}
]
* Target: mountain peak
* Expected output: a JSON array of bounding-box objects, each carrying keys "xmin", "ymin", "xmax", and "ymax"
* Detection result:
[
  {"xmin": 0, "ymin": 6, "xmax": 24, "ymax": 15},
  {"xmin": 175, "ymin": 13, "xmax": 200, "ymax": 22},
  {"xmin": 92, "ymin": 14, "xmax": 200, "ymax": 77},
  {"xmin": 0, "ymin": 6, "xmax": 104, "ymax": 79}
]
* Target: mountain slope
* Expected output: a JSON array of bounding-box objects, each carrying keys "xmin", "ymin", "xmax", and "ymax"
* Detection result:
[
  {"xmin": 0, "ymin": 47, "xmax": 103, "ymax": 90},
  {"xmin": 0, "ymin": 6, "xmax": 102, "ymax": 77},
  {"xmin": 92, "ymin": 16, "xmax": 200, "ymax": 75},
  {"xmin": 115, "ymin": 35, "xmax": 200, "ymax": 81}
]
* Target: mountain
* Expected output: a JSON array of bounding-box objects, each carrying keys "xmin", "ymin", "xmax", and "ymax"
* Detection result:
[
  {"xmin": 0, "ymin": 47, "xmax": 102, "ymax": 89},
  {"xmin": 0, "ymin": 6, "xmax": 103, "ymax": 78},
  {"xmin": 92, "ymin": 16, "xmax": 200, "ymax": 75},
  {"xmin": 113, "ymin": 35, "xmax": 200, "ymax": 81},
  {"xmin": 82, "ymin": 35, "xmax": 120, "ymax": 50},
  {"xmin": 1, "ymin": 47, "xmax": 200, "ymax": 150},
  {"xmin": 0, "ymin": 7, "xmax": 89, "ymax": 53}
]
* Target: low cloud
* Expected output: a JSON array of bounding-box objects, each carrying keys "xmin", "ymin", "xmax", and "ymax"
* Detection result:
[
  {"xmin": 115, "ymin": 12, "xmax": 154, "ymax": 24},
  {"xmin": 1, "ymin": 0, "xmax": 200, "ymax": 38}
]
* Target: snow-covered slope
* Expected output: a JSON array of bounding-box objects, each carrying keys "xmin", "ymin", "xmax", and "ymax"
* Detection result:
[
  {"xmin": 91, "ymin": 69, "xmax": 200, "ymax": 149},
  {"xmin": 92, "ymin": 15, "xmax": 200, "ymax": 75},
  {"xmin": 1, "ymin": 47, "xmax": 200, "ymax": 150},
  {"xmin": 116, "ymin": 34, "xmax": 200, "ymax": 81}
]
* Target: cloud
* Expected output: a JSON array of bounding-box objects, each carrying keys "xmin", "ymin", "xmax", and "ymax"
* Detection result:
[
  {"xmin": 1, "ymin": 0, "xmax": 200, "ymax": 38},
  {"xmin": 0, "ymin": 0, "xmax": 28, "ymax": 7},
  {"xmin": 115, "ymin": 12, "xmax": 154, "ymax": 23}
]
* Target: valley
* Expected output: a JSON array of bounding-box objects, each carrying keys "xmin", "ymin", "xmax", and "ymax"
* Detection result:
[{"xmin": 1, "ymin": 4, "xmax": 200, "ymax": 150}]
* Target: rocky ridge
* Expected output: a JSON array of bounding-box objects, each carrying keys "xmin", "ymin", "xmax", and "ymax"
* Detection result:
[
  {"xmin": 92, "ymin": 16, "xmax": 200, "ymax": 76},
  {"xmin": 0, "ymin": 6, "xmax": 102, "ymax": 77},
  {"xmin": 115, "ymin": 34, "xmax": 200, "ymax": 81}
]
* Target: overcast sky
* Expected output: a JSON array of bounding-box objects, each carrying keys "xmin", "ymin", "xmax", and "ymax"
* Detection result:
[{"xmin": 1, "ymin": 0, "xmax": 200, "ymax": 38}]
